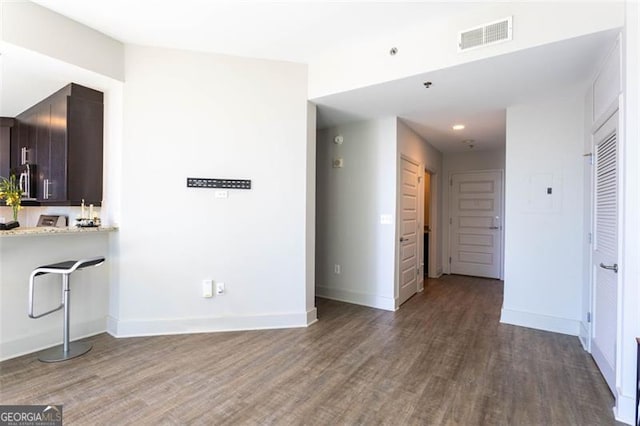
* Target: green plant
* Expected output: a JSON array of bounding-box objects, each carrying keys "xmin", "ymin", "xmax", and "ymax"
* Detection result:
[{"xmin": 0, "ymin": 174, "xmax": 23, "ymax": 221}]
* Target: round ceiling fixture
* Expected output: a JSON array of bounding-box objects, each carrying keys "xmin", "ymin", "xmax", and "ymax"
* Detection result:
[{"xmin": 452, "ymin": 124, "xmax": 465, "ymax": 130}]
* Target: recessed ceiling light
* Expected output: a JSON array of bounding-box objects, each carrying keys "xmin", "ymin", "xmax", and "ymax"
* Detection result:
[{"xmin": 452, "ymin": 124, "xmax": 465, "ymax": 130}]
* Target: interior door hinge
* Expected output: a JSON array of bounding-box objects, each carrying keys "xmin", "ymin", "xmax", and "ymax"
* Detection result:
[
  {"xmin": 588, "ymin": 232, "xmax": 592, "ymax": 244},
  {"xmin": 449, "ymin": 257, "xmax": 452, "ymax": 264},
  {"xmin": 449, "ymin": 178, "xmax": 453, "ymax": 186},
  {"xmin": 449, "ymin": 217, "xmax": 452, "ymax": 225},
  {"xmin": 418, "ymin": 176, "xmax": 422, "ymax": 183},
  {"xmin": 587, "ymin": 312, "xmax": 591, "ymax": 323}
]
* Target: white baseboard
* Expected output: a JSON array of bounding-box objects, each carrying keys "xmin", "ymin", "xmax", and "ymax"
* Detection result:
[
  {"xmin": 614, "ymin": 391, "xmax": 635, "ymax": 425},
  {"xmin": 0, "ymin": 318, "xmax": 106, "ymax": 361},
  {"xmin": 316, "ymin": 285, "xmax": 396, "ymax": 311},
  {"xmin": 306, "ymin": 307, "xmax": 318, "ymax": 326},
  {"xmin": 500, "ymin": 308, "xmax": 580, "ymax": 336},
  {"xmin": 107, "ymin": 309, "xmax": 317, "ymax": 338},
  {"xmin": 578, "ymin": 321, "xmax": 590, "ymax": 351}
]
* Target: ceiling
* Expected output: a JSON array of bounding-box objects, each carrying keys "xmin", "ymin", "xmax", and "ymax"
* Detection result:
[
  {"xmin": 313, "ymin": 29, "xmax": 619, "ymax": 153},
  {"xmin": 9, "ymin": 2, "xmax": 621, "ymax": 153},
  {"xmin": 33, "ymin": 1, "xmax": 470, "ymax": 63}
]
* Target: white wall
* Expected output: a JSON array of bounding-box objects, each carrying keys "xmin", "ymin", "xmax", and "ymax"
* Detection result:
[
  {"xmin": 617, "ymin": 1, "xmax": 640, "ymax": 423},
  {"xmin": 316, "ymin": 118, "xmax": 397, "ymax": 310},
  {"xmin": 397, "ymin": 120, "xmax": 443, "ymax": 278},
  {"xmin": 0, "ymin": 1, "xmax": 124, "ymax": 81},
  {"xmin": 442, "ymin": 149, "xmax": 506, "ymax": 275},
  {"xmin": 581, "ymin": 86, "xmax": 594, "ymax": 348},
  {"xmin": 308, "ymin": 2, "xmax": 624, "ymax": 98},
  {"xmin": 305, "ymin": 102, "xmax": 316, "ymax": 319},
  {"xmin": 502, "ymin": 88, "xmax": 586, "ymax": 335},
  {"xmin": 109, "ymin": 45, "xmax": 315, "ymax": 336}
]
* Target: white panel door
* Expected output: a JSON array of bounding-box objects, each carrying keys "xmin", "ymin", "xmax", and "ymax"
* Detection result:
[
  {"xmin": 591, "ymin": 110, "xmax": 619, "ymax": 394},
  {"xmin": 399, "ymin": 157, "xmax": 420, "ymax": 305},
  {"xmin": 450, "ymin": 171, "xmax": 502, "ymax": 279}
]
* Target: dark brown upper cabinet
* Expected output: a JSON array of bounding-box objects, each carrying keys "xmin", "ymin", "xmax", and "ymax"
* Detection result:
[
  {"xmin": 0, "ymin": 118, "xmax": 14, "ymax": 179},
  {"xmin": 11, "ymin": 83, "xmax": 104, "ymax": 206}
]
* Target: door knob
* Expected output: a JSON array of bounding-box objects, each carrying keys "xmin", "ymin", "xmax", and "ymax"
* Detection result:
[
  {"xmin": 599, "ymin": 263, "xmax": 618, "ymax": 273},
  {"xmin": 400, "ymin": 237, "xmax": 407, "ymax": 242},
  {"xmin": 489, "ymin": 226, "xmax": 499, "ymax": 229}
]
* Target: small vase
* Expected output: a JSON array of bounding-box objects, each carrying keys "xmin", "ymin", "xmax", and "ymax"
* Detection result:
[{"xmin": 12, "ymin": 204, "xmax": 19, "ymax": 222}]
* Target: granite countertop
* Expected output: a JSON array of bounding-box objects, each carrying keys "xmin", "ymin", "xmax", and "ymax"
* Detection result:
[{"xmin": 0, "ymin": 226, "xmax": 118, "ymax": 237}]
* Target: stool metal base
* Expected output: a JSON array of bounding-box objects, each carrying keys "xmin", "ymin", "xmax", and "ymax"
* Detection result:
[{"xmin": 38, "ymin": 341, "xmax": 92, "ymax": 363}]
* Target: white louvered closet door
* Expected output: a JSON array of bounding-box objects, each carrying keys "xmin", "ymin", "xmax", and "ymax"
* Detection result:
[{"xmin": 591, "ymin": 110, "xmax": 619, "ymax": 394}]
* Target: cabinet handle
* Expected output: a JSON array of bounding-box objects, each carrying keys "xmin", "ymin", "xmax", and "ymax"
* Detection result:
[
  {"xmin": 44, "ymin": 179, "xmax": 49, "ymax": 199},
  {"xmin": 21, "ymin": 147, "xmax": 26, "ymax": 165}
]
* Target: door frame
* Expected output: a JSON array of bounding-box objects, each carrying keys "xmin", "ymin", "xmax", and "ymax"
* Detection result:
[
  {"xmin": 425, "ymin": 168, "xmax": 439, "ymax": 279},
  {"xmin": 447, "ymin": 169, "xmax": 505, "ymax": 280},
  {"xmin": 588, "ymin": 99, "xmax": 623, "ymax": 395},
  {"xmin": 396, "ymin": 154, "xmax": 424, "ymax": 306}
]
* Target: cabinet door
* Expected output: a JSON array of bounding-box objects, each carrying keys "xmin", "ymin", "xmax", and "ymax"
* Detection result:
[
  {"xmin": 9, "ymin": 120, "xmax": 22, "ymax": 171},
  {"xmin": 0, "ymin": 122, "xmax": 10, "ymax": 179},
  {"xmin": 36, "ymin": 105, "xmax": 50, "ymax": 201},
  {"xmin": 67, "ymin": 96, "xmax": 102, "ymax": 204},
  {"xmin": 22, "ymin": 110, "xmax": 38, "ymax": 167},
  {"xmin": 47, "ymin": 95, "xmax": 68, "ymax": 202}
]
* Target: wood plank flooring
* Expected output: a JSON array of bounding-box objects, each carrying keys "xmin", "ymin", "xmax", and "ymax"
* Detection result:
[{"xmin": 0, "ymin": 275, "xmax": 618, "ymax": 425}]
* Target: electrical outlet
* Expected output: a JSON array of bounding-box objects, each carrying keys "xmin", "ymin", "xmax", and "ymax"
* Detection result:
[
  {"xmin": 216, "ymin": 282, "xmax": 225, "ymax": 295},
  {"xmin": 202, "ymin": 280, "xmax": 213, "ymax": 298},
  {"xmin": 334, "ymin": 264, "xmax": 341, "ymax": 274}
]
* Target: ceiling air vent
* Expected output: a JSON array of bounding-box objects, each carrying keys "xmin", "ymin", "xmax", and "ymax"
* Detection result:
[{"xmin": 458, "ymin": 16, "xmax": 512, "ymax": 52}]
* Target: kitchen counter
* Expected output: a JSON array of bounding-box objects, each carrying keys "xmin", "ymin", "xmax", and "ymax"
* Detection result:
[{"xmin": 0, "ymin": 226, "xmax": 117, "ymax": 237}]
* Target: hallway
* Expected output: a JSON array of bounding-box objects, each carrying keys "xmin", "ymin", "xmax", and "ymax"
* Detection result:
[{"xmin": 0, "ymin": 275, "xmax": 617, "ymax": 424}]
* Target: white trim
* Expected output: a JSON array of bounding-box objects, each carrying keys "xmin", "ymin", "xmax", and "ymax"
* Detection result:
[
  {"xmin": 613, "ymin": 391, "xmax": 635, "ymax": 425},
  {"xmin": 107, "ymin": 310, "xmax": 316, "ymax": 338},
  {"xmin": 397, "ymin": 154, "xmax": 424, "ymax": 307},
  {"xmin": 306, "ymin": 308, "xmax": 318, "ymax": 326},
  {"xmin": 578, "ymin": 321, "xmax": 590, "ymax": 351},
  {"xmin": 425, "ymin": 169, "xmax": 439, "ymax": 279},
  {"xmin": 500, "ymin": 308, "xmax": 580, "ymax": 336},
  {"xmin": 0, "ymin": 318, "xmax": 106, "ymax": 361},
  {"xmin": 316, "ymin": 285, "xmax": 396, "ymax": 311}
]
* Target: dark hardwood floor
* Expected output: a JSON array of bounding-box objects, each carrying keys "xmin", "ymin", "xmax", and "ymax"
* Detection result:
[{"xmin": 0, "ymin": 275, "xmax": 617, "ymax": 425}]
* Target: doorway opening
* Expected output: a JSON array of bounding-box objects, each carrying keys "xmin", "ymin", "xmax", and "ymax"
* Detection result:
[{"xmin": 423, "ymin": 170, "xmax": 432, "ymax": 279}]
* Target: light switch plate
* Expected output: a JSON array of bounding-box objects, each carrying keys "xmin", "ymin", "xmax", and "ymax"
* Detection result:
[
  {"xmin": 202, "ymin": 280, "xmax": 213, "ymax": 298},
  {"xmin": 380, "ymin": 214, "xmax": 393, "ymax": 224}
]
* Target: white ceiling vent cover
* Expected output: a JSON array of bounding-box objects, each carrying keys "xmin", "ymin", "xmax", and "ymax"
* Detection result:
[{"xmin": 458, "ymin": 16, "xmax": 512, "ymax": 52}]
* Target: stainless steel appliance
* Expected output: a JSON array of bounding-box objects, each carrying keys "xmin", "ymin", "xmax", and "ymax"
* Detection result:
[
  {"xmin": 13, "ymin": 163, "xmax": 37, "ymax": 200},
  {"xmin": 37, "ymin": 215, "xmax": 67, "ymax": 227}
]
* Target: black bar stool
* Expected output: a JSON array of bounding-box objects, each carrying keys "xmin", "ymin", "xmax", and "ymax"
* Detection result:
[{"xmin": 28, "ymin": 257, "xmax": 105, "ymax": 362}]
